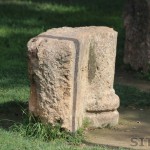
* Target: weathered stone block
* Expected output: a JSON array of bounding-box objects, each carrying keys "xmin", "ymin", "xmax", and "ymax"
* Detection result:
[{"xmin": 27, "ymin": 27, "xmax": 119, "ymax": 132}]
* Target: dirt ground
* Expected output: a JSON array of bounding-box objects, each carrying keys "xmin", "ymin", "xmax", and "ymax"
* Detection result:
[
  {"xmin": 85, "ymin": 72, "xmax": 150, "ymax": 150},
  {"xmin": 85, "ymin": 108, "xmax": 150, "ymax": 150}
]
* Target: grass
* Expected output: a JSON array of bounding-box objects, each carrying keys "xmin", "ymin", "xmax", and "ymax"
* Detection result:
[
  {"xmin": 10, "ymin": 111, "xmax": 84, "ymax": 144},
  {"xmin": 1, "ymin": 128, "xmax": 128, "ymax": 150},
  {"xmin": 0, "ymin": 128, "xmax": 108, "ymax": 150},
  {"xmin": 115, "ymin": 84, "xmax": 150, "ymax": 108},
  {"xmin": 0, "ymin": 0, "xmax": 149, "ymax": 149}
]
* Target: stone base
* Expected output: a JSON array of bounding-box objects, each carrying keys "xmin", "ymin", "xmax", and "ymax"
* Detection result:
[{"xmin": 85, "ymin": 110, "xmax": 119, "ymax": 128}]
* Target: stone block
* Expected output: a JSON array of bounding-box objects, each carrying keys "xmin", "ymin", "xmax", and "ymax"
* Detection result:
[{"xmin": 27, "ymin": 27, "xmax": 119, "ymax": 132}]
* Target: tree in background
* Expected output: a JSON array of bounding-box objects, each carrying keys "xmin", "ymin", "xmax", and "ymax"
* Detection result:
[{"xmin": 123, "ymin": 0, "xmax": 150, "ymax": 72}]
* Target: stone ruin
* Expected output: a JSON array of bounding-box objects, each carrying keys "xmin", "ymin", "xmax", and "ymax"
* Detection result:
[{"xmin": 27, "ymin": 27, "xmax": 120, "ymax": 132}]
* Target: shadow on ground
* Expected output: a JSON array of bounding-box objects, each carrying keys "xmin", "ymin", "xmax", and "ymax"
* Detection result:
[{"xmin": 0, "ymin": 101, "xmax": 28, "ymax": 130}]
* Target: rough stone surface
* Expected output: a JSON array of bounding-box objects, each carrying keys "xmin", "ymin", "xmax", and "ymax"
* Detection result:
[
  {"xmin": 123, "ymin": 0, "xmax": 150, "ymax": 72},
  {"xmin": 86, "ymin": 110, "xmax": 119, "ymax": 128},
  {"xmin": 27, "ymin": 26, "xmax": 119, "ymax": 132}
]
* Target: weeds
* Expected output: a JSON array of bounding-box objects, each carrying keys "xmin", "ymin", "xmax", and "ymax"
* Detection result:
[{"xmin": 10, "ymin": 111, "xmax": 84, "ymax": 145}]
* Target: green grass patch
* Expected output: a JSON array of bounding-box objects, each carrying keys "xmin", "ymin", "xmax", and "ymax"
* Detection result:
[
  {"xmin": 0, "ymin": 127, "xmax": 127, "ymax": 150},
  {"xmin": 10, "ymin": 111, "xmax": 84, "ymax": 144},
  {"xmin": 0, "ymin": 128, "xmax": 90, "ymax": 150},
  {"xmin": 115, "ymin": 84, "xmax": 150, "ymax": 108}
]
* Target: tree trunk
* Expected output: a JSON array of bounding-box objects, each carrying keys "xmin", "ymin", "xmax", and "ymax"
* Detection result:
[{"xmin": 123, "ymin": 0, "xmax": 150, "ymax": 72}]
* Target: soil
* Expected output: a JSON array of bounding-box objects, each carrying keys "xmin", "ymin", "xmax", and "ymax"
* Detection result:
[
  {"xmin": 85, "ymin": 71, "xmax": 150, "ymax": 150},
  {"xmin": 85, "ymin": 108, "xmax": 150, "ymax": 150}
]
